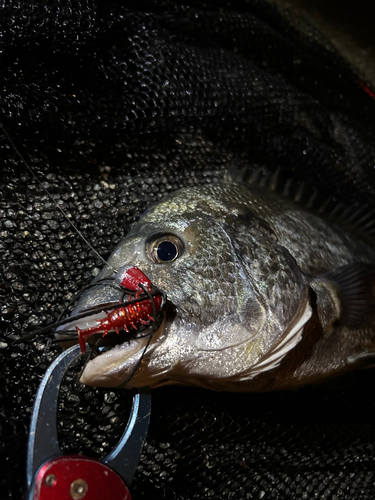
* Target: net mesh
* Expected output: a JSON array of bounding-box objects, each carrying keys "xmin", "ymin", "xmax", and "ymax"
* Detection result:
[{"xmin": 1, "ymin": 1, "xmax": 375, "ymax": 499}]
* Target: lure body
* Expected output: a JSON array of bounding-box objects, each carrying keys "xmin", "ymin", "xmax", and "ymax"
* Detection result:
[
  {"xmin": 76, "ymin": 266, "xmax": 163, "ymax": 353},
  {"xmin": 76, "ymin": 295, "xmax": 163, "ymax": 354}
]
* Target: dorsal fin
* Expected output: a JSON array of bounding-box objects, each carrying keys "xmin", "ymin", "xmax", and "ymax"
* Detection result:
[{"xmin": 224, "ymin": 166, "xmax": 375, "ymax": 246}]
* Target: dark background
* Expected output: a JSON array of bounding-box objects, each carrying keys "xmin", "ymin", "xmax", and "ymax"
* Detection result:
[
  {"xmin": 273, "ymin": 0, "xmax": 375, "ymax": 86},
  {"xmin": 1, "ymin": 1, "xmax": 375, "ymax": 499}
]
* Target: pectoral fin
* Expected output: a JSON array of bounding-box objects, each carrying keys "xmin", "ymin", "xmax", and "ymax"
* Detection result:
[{"xmin": 312, "ymin": 263, "xmax": 375, "ymax": 329}]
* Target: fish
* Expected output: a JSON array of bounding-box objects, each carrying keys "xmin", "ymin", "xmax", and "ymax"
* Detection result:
[{"xmin": 56, "ymin": 170, "xmax": 375, "ymax": 391}]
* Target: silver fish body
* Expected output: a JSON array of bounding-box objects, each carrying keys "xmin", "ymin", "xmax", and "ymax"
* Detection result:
[{"xmin": 58, "ymin": 181, "xmax": 375, "ymax": 391}]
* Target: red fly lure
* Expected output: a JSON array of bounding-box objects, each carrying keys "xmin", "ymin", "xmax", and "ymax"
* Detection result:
[{"xmin": 76, "ymin": 266, "xmax": 164, "ymax": 354}]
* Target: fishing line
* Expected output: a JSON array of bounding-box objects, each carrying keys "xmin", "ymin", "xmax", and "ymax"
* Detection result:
[
  {"xmin": 54, "ymin": 278, "xmax": 125, "ymax": 324},
  {"xmin": 117, "ymin": 283, "xmax": 160, "ymax": 389},
  {"xmin": 0, "ymin": 122, "xmax": 117, "ymax": 273},
  {"xmin": 16, "ymin": 289, "xmax": 165, "ymax": 342}
]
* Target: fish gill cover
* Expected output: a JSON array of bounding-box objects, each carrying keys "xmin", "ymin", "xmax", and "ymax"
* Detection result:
[{"xmin": 1, "ymin": 1, "xmax": 375, "ymax": 499}]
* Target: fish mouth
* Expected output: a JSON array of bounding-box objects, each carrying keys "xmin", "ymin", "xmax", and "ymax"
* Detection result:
[
  {"xmin": 56, "ymin": 305, "xmax": 169, "ymax": 388},
  {"xmin": 85, "ymin": 311, "xmax": 165, "ymax": 357},
  {"xmin": 79, "ymin": 307, "xmax": 171, "ymax": 388},
  {"xmin": 54, "ymin": 274, "xmax": 170, "ymax": 388}
]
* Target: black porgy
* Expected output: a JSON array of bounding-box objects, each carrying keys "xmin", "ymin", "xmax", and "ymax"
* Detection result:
[{"xmin": 58, "ymin": 175, "xmax": 375, "ymax": 391}]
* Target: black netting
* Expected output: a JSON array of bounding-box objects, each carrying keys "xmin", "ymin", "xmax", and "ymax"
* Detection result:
[{"xmin": 1, "ymin": 1, "xmax": 375, "ymax": 499}]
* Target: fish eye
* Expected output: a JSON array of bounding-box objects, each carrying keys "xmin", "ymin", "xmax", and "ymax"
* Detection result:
[{"xmin": 146, "ymin": 233, "xmax": 184, "ymax": 264}]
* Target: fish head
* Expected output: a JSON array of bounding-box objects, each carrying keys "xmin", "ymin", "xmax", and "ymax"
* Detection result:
[{"xmin": 63, "ymin": 185, "xmax": 309, "ymax": 390}]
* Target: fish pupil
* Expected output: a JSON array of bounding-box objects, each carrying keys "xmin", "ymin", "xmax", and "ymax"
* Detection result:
[{"xmin": 156, "ymin": 241, "xmax": 178, "ymax": 261}]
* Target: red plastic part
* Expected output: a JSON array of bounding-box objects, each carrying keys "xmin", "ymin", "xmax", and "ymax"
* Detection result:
[
  {"xmin": 359, "ymin": 80, "xmax": 375, "ymax": 99},
  {"xmin": 119, "ymin": 266, "xmax": 151, "ymax": 291},
  {"xmin": 31, "ymin": 455, "xmax": 131, "ymax": 500},
  {"xmin": 76, "ymin": 293, "xmax": 163, "ymax": 354}
]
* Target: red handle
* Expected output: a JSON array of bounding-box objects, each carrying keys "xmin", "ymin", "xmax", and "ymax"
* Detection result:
[{"xmin": 31, "ymin": 455, "xmax": 131, "ymax": 500}]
